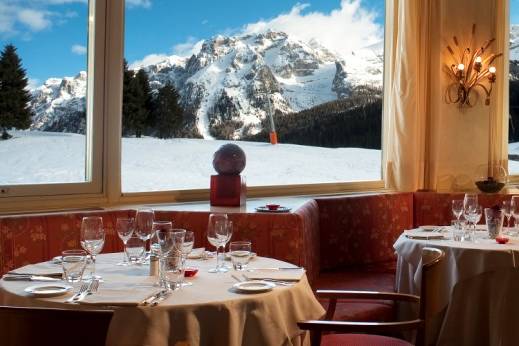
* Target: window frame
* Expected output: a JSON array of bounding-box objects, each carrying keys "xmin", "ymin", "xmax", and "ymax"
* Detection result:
[
  {"xmin": 0, "ymin": 0, "xmax": 390, "ymax": 214},
  {"xmin": 0, "ymin": 0, "xmax": 106, "ymax": 200}
]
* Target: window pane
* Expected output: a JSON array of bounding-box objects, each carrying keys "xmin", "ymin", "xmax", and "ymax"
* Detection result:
[
  {"xmin": 0, "ymin": 1, "xmax": 92, "ymax": 186},
  {"xmin": 511, "ymin": 2, "xmax": 519, "ymax": 174},
  {"xmin": 122, "ymin": 0, "xmax": 384, "ymax": 192}
]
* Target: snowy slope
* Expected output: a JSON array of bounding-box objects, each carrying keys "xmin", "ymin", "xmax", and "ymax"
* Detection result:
[{"xmin": 0, "ymin": 131, "xmax": 382, "ymax": 191}]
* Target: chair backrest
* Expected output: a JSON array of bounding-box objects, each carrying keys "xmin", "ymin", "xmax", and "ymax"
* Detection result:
[
  {"xmin": 0, "ymin": 305, "xmax": 113, "ymax": 346},
  {"xmin": 417, "ymin": 247, "xmax": 445, "ymax": 346}
]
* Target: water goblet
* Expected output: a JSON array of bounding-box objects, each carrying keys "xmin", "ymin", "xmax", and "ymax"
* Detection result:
[
  {"xmin": 62, "ymin": 250, "xmax": 87, "ymax": 283},
  {"xmin": 450, "ymin": 220, "xmax": 466, "ymax": 242},
  {"xmin": 502, "ymin": 200, "xmax": 512, "ymax": 235},
  {"xmin": 135, "ymin": 208, "xmax": 155, "ymax": 262},
  {"xmin": 152, "ymin": 221, "xmax": 173, "ymax": 255},
  {"xmin": 230, "ymin": 241, "xmax": 251, "ymax": 270},
  {"xmin": 207, "ymin": 214, "xmax": 229, "ymax": 273},
  {"xmin": 116, "ymin": 218, "xmax": 134, "ymax": 266},
  {"xmin": 452, "ymin": 200, "xmax": 463, "ymax": 221},
  {"xmin": 80, "ymin": 216, "xmax": 105, "ymax": 280}
]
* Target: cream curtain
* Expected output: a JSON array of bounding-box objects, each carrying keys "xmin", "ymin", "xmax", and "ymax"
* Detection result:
[
  {"xmin": 383, "ymin": 0, "xmax": 509, "ymax": 192},
  {"xmin": 383, "ymin": 0, "xmax": 431, "ymax": 191}
]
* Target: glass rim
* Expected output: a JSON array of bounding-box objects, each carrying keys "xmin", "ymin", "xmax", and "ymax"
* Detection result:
[{"xmin": 82, "ymin": 216, "xmax": 103, "ymax": 221}]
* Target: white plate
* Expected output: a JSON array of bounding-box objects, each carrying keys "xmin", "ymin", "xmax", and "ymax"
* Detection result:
[
  {"xmin": 51, "ymin": 256, "xmax": 62, "ymax": 264},
  {"xmin": 24, "ymin": 284, "xmax": 72, "ymax": 297},
  {"xmin": 232, "ymin": 280, "xmax": 275, "ymax": 293}
]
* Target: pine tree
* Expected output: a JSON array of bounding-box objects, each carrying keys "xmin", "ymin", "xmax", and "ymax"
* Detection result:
[
  {"xmin": 153, "ymin": 83, "xmax": 183, "ymax": 139},
  {"xmin": 121, "ymin": 64, "xmax": 153, "ymax": 138},
  {"xmin": 122, "ymin": 60, "xmax": 134, "ymax": 136},
  {"xmin": 0, "ymin": 44, "xmax": 33, "ymax": 140}
]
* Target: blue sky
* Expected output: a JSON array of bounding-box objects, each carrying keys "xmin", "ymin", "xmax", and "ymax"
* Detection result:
[{"xmin": 1, "ymin": 0, "xmax": 385, "ymax": 87}]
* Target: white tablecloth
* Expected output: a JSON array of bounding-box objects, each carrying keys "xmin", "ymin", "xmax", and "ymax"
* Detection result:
[
  {"xmin": 0, "ymin": 253, "xmax": 324, "ymax": 346},
  {"xmin": 394, "ymin": 230, "xmax": 519, "ymax": 346}
]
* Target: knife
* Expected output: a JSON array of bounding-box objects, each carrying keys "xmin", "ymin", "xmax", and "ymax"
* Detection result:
[
  {"xmin": 141, "ymin": 290, "xmax": 166, "ymax": 306},
  {"xmin": 3, "ymin": 275, "xmax": 62, "ymax": 282}
]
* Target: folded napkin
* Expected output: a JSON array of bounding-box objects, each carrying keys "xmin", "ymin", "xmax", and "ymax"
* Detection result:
[
  {"xmin": 245, "ymin": 268, "xmax": 305, "ymax": 282},
  {"xmin": 79, "ymin": 287, "xmax": 164, "ymax": 306},
  {"xmin": 8, "ymin": 262, "xmax": 63, "ymax": 277}
]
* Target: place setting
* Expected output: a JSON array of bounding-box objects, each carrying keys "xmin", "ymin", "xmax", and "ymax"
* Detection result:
[{"xmin": 254, "ymin": 203, "xmax": 291, "ymax": 213}]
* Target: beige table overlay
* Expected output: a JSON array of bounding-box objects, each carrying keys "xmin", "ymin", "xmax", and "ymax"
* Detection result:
[
  {"xmin": 394, "ymin": 230, "xmax": 519, "ymax": 346},
  {"xmin": 0, "ymin": 253, "xmax": 324, "ymax": 346}
]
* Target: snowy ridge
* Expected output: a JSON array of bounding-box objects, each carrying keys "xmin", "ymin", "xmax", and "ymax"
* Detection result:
[{"xmin": 29, "ymin": 31, "xmax": 385, "ymax": 138}]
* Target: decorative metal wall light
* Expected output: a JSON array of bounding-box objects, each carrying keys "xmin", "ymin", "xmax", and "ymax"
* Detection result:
[{"xmin": 445, "ymin": 24, "xmax": 502, "ymax": 107}]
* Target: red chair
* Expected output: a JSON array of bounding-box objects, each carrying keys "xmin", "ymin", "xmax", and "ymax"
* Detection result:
[{"xmin": 298, "ymin": 247, "xmax": 445, "ymax": 346}]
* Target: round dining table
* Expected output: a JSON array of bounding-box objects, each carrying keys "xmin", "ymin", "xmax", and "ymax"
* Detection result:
[
  {"xmin": 0, "ymin": 253, "xmax": 324, "ymax": 346},
  {"xmin": 394, "ymin": 228, "xmax": 519, "ymax": 346}
]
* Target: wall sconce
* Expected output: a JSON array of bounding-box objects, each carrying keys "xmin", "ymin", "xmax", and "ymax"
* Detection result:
[{"xmin": 445, "ymin": 24, "xmax": 502, "ymax": 107}]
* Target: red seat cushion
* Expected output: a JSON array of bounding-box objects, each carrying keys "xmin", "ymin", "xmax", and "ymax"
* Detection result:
[
  {"xmin": 322, "ymin": 334, "xmax": 412, "ymax": 346},
  {"xmin": 314, "ymin": 265, "xmax": 396, "ymax": 322}
]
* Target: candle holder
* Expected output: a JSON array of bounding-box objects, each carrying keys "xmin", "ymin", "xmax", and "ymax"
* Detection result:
[{"xmin": 444, "ymin": 24, "xmax": 502, "ymax": 107}]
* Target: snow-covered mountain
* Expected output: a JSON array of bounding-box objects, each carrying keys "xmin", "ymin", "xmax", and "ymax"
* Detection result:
[
  {"xmin": 29, "ymin": 31, "xmax": 383, "ymax": 139},
  {"xmin": 511, "ymin": 25, "xmax": 519, "ymax": 61}
]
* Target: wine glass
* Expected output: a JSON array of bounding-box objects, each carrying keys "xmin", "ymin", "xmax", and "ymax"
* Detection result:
[
  {"xmin": 116, "ymin": 218, "xmax": 134, "ymax": 266},
  {"xmin": 80, "ymin": 216, "xmax": 105, "ymax": 280},
  {"xmin": 152, "ymin": 221, "xmax": 173, "ymax": 256},
  {"xmin": 135, "ymin": 208, "xmax": 155, "ymax": 262},
  {"xmin": 207, "ymin": 213, "xmax": 229, "ymax": 273},
  {"xmin": 511, "ymin": 196, "xmax": 519, "ymax": 236},
  {"xmin": 502, "ymin": 200, "xmax": 512, "ymax": 235},
  {"xmin": 468, "ymin": 205, "xmax": 482, "ymax": 242},
  {"xmin": 222, "ymin": 221, "xmax": 233, "ymax": 269},
  {"xmin": 452, "ymin": 200, "xmax": 463, "ymax": 221},
  {"xmin": 180, "ymin": 230, "xmax": 194, "ymax": 287}
]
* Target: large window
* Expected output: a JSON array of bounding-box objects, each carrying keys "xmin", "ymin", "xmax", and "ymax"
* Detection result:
[
  {"xmin": 0, "ymin": 0, "xmax": 387, "ymax": 211},
  {"xmin": 0, "ymin": 0, "xmax": 103, "ymax": 197},
  {"xmin": 511, "ymin": 0, "xmax": 519, "ymax": 175},
  {"xmin": 121, "ymin": 0, "xmax": 386, "ymax": 193}
]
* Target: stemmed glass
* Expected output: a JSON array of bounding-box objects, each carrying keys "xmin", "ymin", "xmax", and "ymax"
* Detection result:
[
  {"xmin": 180, "ymin": 230, "xmax": 194, "ymax": 286},
  {"xmin": 452, "ymin": 200, "xmax": 463, "ymax": 222},
  {"xmin": 511, "ymin": 196, "xmax": 519, "ymax": 236},
  {"xmin": 134, "ymin": 208, "xmax": 155, "ymax": 263},
  {"xmin": 80, "ymin": 216, "xmax": 105, "ymax": 280},
  {"xmin": 207, "ymin": 213, "xmax": 230, "ymax": 273},
  {"xmin": 463, "ymin": 193, "xmax": 478, "ymax": 241},
  {"xmin": 116, "ymin": 218, "xmax": 134, "ymax": 266},
  {"xmin": 502, "ymin": 200, "xmax": 512, "ymax": 235},
  {"xmin": 152, "ymin": 221, "xmax": 173, "ymax": 256}
]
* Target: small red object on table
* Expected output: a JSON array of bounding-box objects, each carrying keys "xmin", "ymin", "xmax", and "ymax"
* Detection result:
[
  {"xmin": 184, "ymin": 267, "xmax": 198, "ymax": 277},
  {"xmin": 496, "ymin": 236, "xmax": 509, "ymax": 244},
  {"xmin": 266, "ymin": 204, "xmax": 280, "ymax": 211}
]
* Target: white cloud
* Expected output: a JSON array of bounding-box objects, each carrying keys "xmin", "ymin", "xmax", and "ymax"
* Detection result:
[
  {"xmin": 27, "ymin": 78, "xmax": 41, "ymax": 90},
  {"xmin": 71, "ymin": 44, "xmax": 86, "ymax": 55},
  {"xmin": 130, "ymin": 54, "xmax": 169, "ymax": 69},
  {"xmin": 173, "ymin": 36, "xmax": 204, "ymax": 56},
  {"xmin": 201, "ymin": 19, "xmax": 208, "ymax": 25},
  {"xmin": 242, "ymin": 0, "xmax": 383, "ymax": 59},
  {"xmin": 17, "ymin": 9, "xmax": 52, "ymax": 31},
  {"xmin": 126, "ymin": 0, "xmax": 152, "ymax": 8}
]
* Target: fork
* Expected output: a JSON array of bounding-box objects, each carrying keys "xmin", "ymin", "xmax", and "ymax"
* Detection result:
[{"xmin": 66, "ymin": 281, "xmax": 89, "ymax": 303}]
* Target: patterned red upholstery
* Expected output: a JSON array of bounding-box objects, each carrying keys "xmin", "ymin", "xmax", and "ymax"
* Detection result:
[
  {"xmin": 321, "ymin": 334, "xmax": 412, "ymax": 346},
  {"xmin": 315, "ymin": 193, "xmax": 413, "ymax": 271},
  {"xmin": 0, "ymin": 210, "xmax": 132, "ymax": 274},
  {"xmin": 413, "ymin": 192, "xmax": 512, "ymax": 227}
]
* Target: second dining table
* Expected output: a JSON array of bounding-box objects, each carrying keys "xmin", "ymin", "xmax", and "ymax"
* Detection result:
[
  {"xmin": 394, "ymin": 227, "xmax": 519, "ymax": 346},
  {"xmin": 0, "ymin": 252, "xmax": 325, "ymax": 346}
]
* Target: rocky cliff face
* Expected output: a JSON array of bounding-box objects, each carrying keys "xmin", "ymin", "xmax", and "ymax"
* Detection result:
[{"xmin": 29, "ymin": 31, "xmax": 384, "ymax": 139}]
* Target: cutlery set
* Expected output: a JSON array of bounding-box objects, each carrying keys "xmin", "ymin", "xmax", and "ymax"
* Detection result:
[
  {"xmin": 140, "ymin": 289, "xmax": 171, "ymax": 306},
  {"xmin": 66, "ymin": 279, "xmax": 100, "ymax": 303},
  {"xmin": 231, "ymin": 273, "xmax": 294, "ymax": 286}
]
